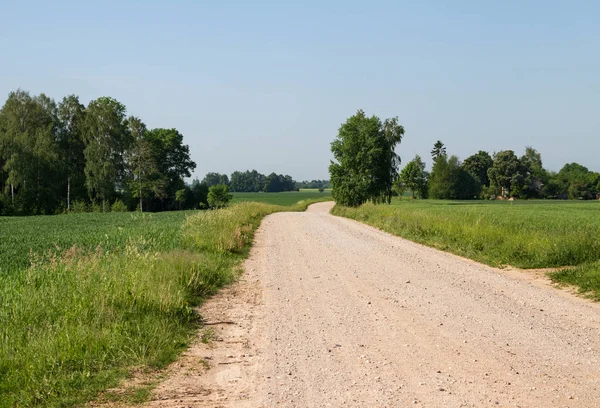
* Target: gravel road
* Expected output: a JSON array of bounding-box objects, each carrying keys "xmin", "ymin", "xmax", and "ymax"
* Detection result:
[{"xmin": 146, "ymin": 201, "xmax": 600, "ymax": 408}]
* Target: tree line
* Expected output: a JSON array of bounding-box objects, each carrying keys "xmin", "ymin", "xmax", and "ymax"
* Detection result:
[
  {"xmin": 400, "ymin": 141, "xmax": 600, "ymax": 200},
  {"xmin": 198, "ymin": 170, "xmax": 302, "ymax": 193},
  {"xmin": 0, "ymin": 89, "xmax": 197, "ymax": 215},
  {"xmin": 329, "ymin": 110, "xmax": 599, "ymax": 207}
]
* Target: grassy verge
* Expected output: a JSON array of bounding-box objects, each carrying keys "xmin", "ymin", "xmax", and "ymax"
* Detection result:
[
  {"xmin": 332, "ymin": 200, "xmax": 600, "ymax": 297},
  {"xmin": 0, "ymin": 199, "xmax": 329, "ymax": 407}
]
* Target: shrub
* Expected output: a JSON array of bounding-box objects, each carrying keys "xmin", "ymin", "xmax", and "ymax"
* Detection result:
[
  {"xmin": 71, "ymin": 200, "xmax": 89, "ymax": 213},
  {"xmin": 111, "ymin": 199, "xmax": 128, "ymax": 212}
]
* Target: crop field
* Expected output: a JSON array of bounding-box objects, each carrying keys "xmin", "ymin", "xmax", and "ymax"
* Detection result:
[
  {"xmin": 332, "ymin": 199, "xmax": 600, "ymax": 298},
  {"xmin": 0, "ymin": 211, "xmax": 193, "ymax": 275},
  {"xmin": 231, "ymin": 189, "xmax": 331, "ymax": 206}
]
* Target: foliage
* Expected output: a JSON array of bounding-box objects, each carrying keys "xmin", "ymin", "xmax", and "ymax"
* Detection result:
[
  {"xmin": 263, "ymin": 172, "xmax": 295, "ymax": 192},
  {"xmin": 428, "ymin": 154, "xmax": 479, "ymax": 199},
  {"xmin": 399, "ymin": 155, "xmax": 428, "ymax": 199},
  {"xmin": 207, "ymin": 184, "xmax": 232, "ymax": 209},
  {"xmin": 201, "ymin": 172, "xmax": 230, "ymax": 187},
  {"xmin": 83, "ymin": 97, "xmax": 130, "ymax": 210},
  {"xmin": 111, "ymin": 199, "xmax": 128, "ymax": 212},
  {"xmin": 0, "ymin": 89, "xmax": 196, "ymax": 216},
  {"xmin": 462, "ymin": 150, "xmax": 493, "ymax": 188},
  {"xmin": 430, "ymin": 140, "xmax": 446, "ymax": 162},
  {"xmin": 228, "ymin": 169, "xmax": 296, "ymax": 193},
  {"xmin": 296, "ymin": 179, "xmax": 330, "ymax": 189},
  {"xmin": 329, "ymin": 110, "xmax": 404, "ymax": 206},
  {"xmin": 487, "ymin": 150, "xmax": 526, "ymax": 198}
]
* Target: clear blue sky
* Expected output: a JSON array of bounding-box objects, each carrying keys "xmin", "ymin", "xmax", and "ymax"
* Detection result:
[{"xmin": 1, "ymin": 1, "xmax": 598, "ymax": 180}]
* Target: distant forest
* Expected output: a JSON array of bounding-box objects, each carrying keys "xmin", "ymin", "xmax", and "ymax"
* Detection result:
[{"xmin": 197, "ymin": 171, "xmax": 330, "ymax": 192}]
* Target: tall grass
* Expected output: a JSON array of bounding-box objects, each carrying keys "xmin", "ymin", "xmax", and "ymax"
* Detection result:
[{"xmin": 0, "ymin": 199, "xmax": 329, "ymax": 407}]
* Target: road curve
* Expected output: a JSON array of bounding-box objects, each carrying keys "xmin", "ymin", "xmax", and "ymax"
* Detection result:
[{"xmin": 148, "ymin": 201, "xmax": 600, "ymax": 407}]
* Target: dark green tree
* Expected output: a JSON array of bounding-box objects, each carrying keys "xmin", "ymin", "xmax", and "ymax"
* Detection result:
[
  {"xmin": 487, "ymin": 150, "xmax": 525, "ymax": 198},
  {"xmin": 430, "ymin": 140, "xmax": 446, "ymax": 162},
  {"xmin": 202, "ymin": 172, "xmax": 229, "ymax": 187},
  {"xmin": 429, "ymin": 155, "xmax": 479, "ymax": 199},
  {"xmin": 520, "ymin": 146, "xmax": 547, "ymax": 198},
  {"xmin": 329, "ymin": 110, "xmax": 404, "ymax": 206},
  {"xmin": 462, "ymin": 150, "xmax": 493, "ymax": 188},
  {"xmin": 145, "ymin": 128, "xmax": 196, "ymax": 210}
]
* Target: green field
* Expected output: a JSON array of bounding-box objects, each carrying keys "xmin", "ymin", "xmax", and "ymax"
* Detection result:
[
  {"xmin": 0, "ymin": 199, "xmax": 325, "ymax": 407},
  {"xmin": 332, "ymin": 199, "xmax": 600, "ymax": 298},
  {"xmin": 0, "ymin": 211, "xmax": 192, "ymax": 276},
  {"xmin": 231, "ymin": 189, "xmax": 331, "ymax": 206}
]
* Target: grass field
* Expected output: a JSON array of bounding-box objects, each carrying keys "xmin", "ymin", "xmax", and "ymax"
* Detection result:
[
  {"xmin": 332, "ymin": 198, "xmax": 600, "ymax": 298},
  {"xmin": 231, "ymin": 189, "xmax": 331, "ymax": 206},
  {"xmin": 0, "ymin": 198, "xmax": 327, "ymax": 407}
]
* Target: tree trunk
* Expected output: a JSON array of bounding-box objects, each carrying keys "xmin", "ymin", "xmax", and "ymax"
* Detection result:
[
  {"xmin": 139, "ymin": 190, "xmax": 143, "ymax": 213},
  {"xmin": 67, "ymin": 176, "xmax": 71, "ymax": 211},
  {"xmin": 11, "ymin": 183, "xmax": 14, "ymax": 203}
]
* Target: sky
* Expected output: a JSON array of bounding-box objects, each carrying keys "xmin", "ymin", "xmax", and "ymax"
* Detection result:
[{"xmin": 0, "ymin": 0, "xmax": 598, "ymax": 180}]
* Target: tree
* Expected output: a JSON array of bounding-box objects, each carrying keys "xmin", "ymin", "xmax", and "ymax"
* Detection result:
[
  {"xmin": 0, "ymin": 90, "xmax": 61, "ymax": 214},
  {"xmin": 229, "ymin": 170, "xmax": 266, "ymax": 192},
  {"xmin": 462, "ymin": 151, "xmax": 493, "ymax": 188},
  {"xmin": 555, "ymin": 162, "xmax": 598, "ymax": 199},
  {"xmin": 145, "ymin": 128, "xmax": 196, "ymax": 210},
  {"xmin": 82, "ymin": 97, "xmax": 130, "ymax": 211},
  {"xmin": 57, "ymin": 95, "xmax": 86, "ymax": 211},
  {"xmin": 190, "ymin": 178, "xmax": 209, "ymax": 208},
  {"xmin": 487, "ymin": 150, "xmax": 524, "ymax": 198},
  {"xmin": 263, "ymin": 172, "xmax": 282, "ymax": 192},
  {"xmin": 430, "ymin": 140, "xmax": 446, "ymax": 162},
  {"xmin": 429, "ymin": 155, "xmax": 479, "ymax": 199},
  {"xmin": 202, "ymin": 172, "xmax": 229, "ymax": 187},
  {"xmin": 520, "ymin": 146, "xmax": 547, "ymax": 198},
  {"xmin": 207, "ymin": 184, "xmax": 232, "ymax": 209},
  {"xmin": 400, "ymin": 155, "xmax": 428, "ymax": 199},
  {"xmin": 125, "ymin": 116, "xmax": 165, "ymax": 212},
  {"xmin": 329, "ymin": 110, "xmax": 404, "ymax": 206}
]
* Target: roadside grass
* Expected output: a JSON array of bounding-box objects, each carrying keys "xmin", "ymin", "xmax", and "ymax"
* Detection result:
[
  {"xmin": 0, "ymin": 198, "xmax": 330, "ymax": 407},
  {"xmin": 548, "ymin": 261, "xmax": 600, "ymax": 301},
  {"xmin": 231, "ymin": 189, "xmax": 331, "ymax": 206},
  {"xmin": 332, "ymin": 199, "xmax": 600, "ymax": 296}
]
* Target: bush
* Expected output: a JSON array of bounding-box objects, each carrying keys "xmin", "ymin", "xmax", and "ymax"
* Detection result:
[
  {"xmin": 90, "ymin": 201, "xmax": 103, "ymax": 213},
  {"xmin": 207, "ymin": 184, "xmax": 233, "ymax": 209},
  {"xmin": 71, "ymin": 200, "xmax": 89, "ymax": 213},
  {"xmin": 111, "ymin": 199, "xmax": 128, "ymax": 212}
]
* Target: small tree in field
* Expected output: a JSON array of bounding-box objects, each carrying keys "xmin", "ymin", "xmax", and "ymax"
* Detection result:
[
  {"xmin": 400, "ymin": 155, "xmax": 428, "ymax": 198},
  {"xmin": 207, "ymin": 184, "xmax": 232, "ymax": 209}
]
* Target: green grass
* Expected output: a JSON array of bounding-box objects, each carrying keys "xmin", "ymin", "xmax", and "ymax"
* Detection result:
[
  {"xmin": 0, "ymin": 199, "xmax": 326, "ymax": 407},
  {"xmin": 332, "ymin": 199, "xmax": 600, "ymax": 296},
  {"xmin": 231, "ymin": 189, "xmax": 331, "ymax": 206}
]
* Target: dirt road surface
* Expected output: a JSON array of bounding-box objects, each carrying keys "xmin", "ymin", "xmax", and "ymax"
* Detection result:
[{"xmin": 145, "ymin": 202, "xmax": 600, "ymax": 408}]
